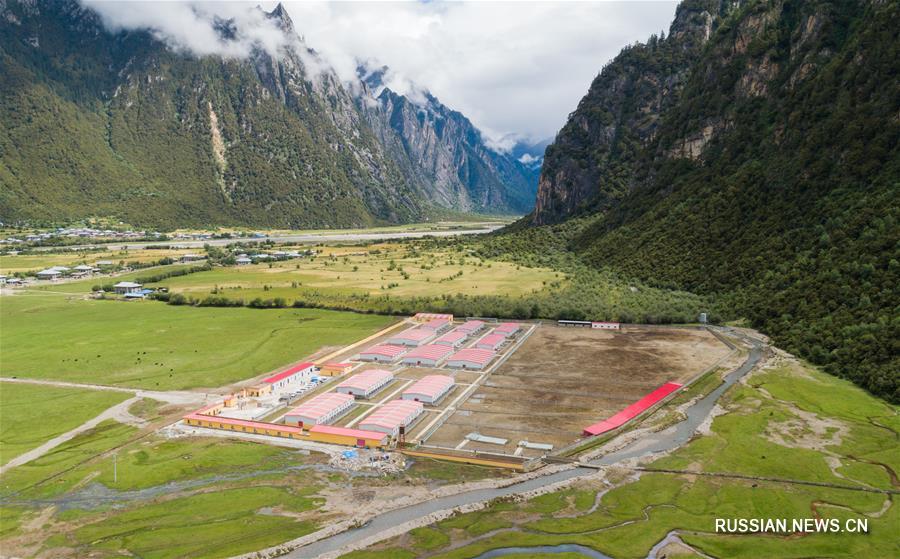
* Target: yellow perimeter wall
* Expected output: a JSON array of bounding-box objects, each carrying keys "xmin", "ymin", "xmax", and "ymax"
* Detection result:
[
  {"xmin": 184, "ymin": 416, "xmax": 385, "ymax": 448},
  {"xmin": 402, "ymin": 449, "xmax": 525, "ymax": 471}
]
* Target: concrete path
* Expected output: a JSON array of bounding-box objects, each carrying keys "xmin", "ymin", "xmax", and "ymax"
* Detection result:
[
  {"xmin": 0, "ymin": 396, "xmax": 139, "ymax": 475},
  {"xmin": 0, "ymin": 376, "xmax": 215, "ymax": 405}
]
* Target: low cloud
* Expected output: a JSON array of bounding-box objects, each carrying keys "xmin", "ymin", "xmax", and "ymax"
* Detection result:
[
  {"xmin": 82, "ymin": 1, "xmax": 294, "ymax": 58},
  {"xmin": 80, "ymin": 1, "xmax": 678, "ymax": 146}
]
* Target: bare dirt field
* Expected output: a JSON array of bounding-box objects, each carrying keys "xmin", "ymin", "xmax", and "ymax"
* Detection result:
[{"xmin": 423, "ymin": 326, "xmax": 730, "ymax": 456}]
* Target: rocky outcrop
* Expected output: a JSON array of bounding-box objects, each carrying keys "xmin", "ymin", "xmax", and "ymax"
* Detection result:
[
  {"xmin": 532, "ymin": 0, "xmax": 735, "ymax": 224},
  {"xmin": 357, "ymin": 67, "xmax": 539, "ymax": 214}
]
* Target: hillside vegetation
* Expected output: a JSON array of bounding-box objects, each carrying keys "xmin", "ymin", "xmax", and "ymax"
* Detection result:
[{"xmin": 528, "ymin": 0, "xmax": 899, "ymax": 402}]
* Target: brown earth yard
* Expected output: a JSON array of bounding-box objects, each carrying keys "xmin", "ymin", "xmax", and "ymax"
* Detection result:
[{"xmin": 423, "ymin": 326, "xmax": 731, "ymax": 457}]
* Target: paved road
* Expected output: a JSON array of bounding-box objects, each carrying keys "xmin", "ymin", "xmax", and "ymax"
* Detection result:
[
  {"xmin": 30, "ymin": 225, "xmax": 503, "ymax": 252},
  {"xmin": 283, "ymin": 328, "xmax": 764, "ymax": 558}
]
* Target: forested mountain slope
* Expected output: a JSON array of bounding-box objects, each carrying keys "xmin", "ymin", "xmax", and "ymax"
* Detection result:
[
  {"xmin": 529, "ymin": 0, "xmax": 899, "ymax": 401},
  {"xmin": 0, "ymin": 1, "xmax": 536, "ymax": 228}
]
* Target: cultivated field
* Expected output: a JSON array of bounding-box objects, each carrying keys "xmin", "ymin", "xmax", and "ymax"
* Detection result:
[{"xmin": 424, "ymin": 326, "xmax": 731, "ymax": 456}]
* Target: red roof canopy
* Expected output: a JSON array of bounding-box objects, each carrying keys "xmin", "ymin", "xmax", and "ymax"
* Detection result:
[
  {"xmin": 582, "ymin": 382, "xmax": 682, "ymax": 436},
  {"xmin": 264, "ymin": 362, "xmax": 315, "ymax": 384}
]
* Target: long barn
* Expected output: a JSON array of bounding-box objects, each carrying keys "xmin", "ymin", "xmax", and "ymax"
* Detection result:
[
  {"xmin": 359, "ymin": 399, "xmax": 424, "ymax": 436},
  {"xmin": 402, "ymin": 375, "xmax": 455, "ymax": 405},
  {"xmin": 336, "ymin": 369, "xmax": 394, "ymax": 398}
]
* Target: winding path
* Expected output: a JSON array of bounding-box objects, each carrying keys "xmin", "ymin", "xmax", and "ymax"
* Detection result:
[{"xmin": 281, "ymin": 328, "xmax": 765, "ymax": 558}]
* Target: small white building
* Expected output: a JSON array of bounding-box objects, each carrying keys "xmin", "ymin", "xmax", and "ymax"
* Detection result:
[
  {"xmin": 263, "ymin": 362, "xmax": 316, "ymax": 390},
  {"xmin": 113, "ymin": 281, "xmax": 142, "ymax": 295},
  {"xmin": 36, "ymin": 269, "xmax": 62, "ymax": 280},
  {"xmin": 235, "ymin": 257, "xmax": 252, "ymax": 265},
  {"xmin": 181, "ymin": 254, "xmax": 206, "ymax": 263},
  {"xmin": 591, "ymin": 322, "xmax": 621, "ymax": 330},
  {"xmin": 73, "ymin": 264, "xmax": 95, "ymax": 274}
]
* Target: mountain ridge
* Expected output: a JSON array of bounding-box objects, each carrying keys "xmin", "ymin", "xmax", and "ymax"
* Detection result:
[
  {"xmin": 0, "ymin": 0, "xmax": 536, "ymax": 228},
  {"xmin": 524, "ymin": 0, "xmax": 899, "ymax": 401}
]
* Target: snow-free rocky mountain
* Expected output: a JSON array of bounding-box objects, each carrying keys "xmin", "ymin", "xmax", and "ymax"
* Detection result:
[{"xmin": 0, "ymin": 0, "xmax": 539, "ymax": 228}]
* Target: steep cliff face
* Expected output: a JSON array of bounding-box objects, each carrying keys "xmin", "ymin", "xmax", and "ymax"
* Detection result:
[
  {"xmin": 526, "ymin": 0, "xmax": 900, "ymax": 401},
  {"xmin": 0, "ymin": 0, "xmax": 536, "ymax": 227},
  {"xmin": 358, "ymin": 68, "xmax": 539, "ymax": 214},
  {"xmin": 533, "ymin": 0, "xmax": 731, "ymax": 224}
]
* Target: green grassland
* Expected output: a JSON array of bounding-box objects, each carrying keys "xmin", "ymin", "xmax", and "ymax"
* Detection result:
[
  {"xmin": 345, "ymin": 357, "xmax": 899, "ymax": 559},
  {"xmin": 0, "ymin": 419, "xmax": 331, "ymax": 558},
  {"xmin": 0, "ymin": 292, "xmax": 393, "ymax": 389},
  {"xmin": 0, "ymin": 382, "xmax": 130, "ymax": 463}
]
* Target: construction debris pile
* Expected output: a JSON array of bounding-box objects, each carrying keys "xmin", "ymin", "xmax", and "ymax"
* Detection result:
[{"xmin": 329, "ymin": 449, "xmax": 406, "ymax": 474}]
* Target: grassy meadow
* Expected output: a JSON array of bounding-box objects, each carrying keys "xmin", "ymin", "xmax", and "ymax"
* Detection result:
[
  {"xmin": 345, "ymin": 357, "xmax": 900, "ymax": 559},
  {"xmin": 154, "ymin": 243, "xmax": 559, "ymax": 301},
  {"xmin": 0, "ymin": 382, "xmax": 131, "ymax": 463},
  {"xmin": 0, "ymin": 417, "xmax": 330, "ymax": 559},
  {"xmin": 0, "ymin": 292, "xmax": 394, "ymax": 390}
]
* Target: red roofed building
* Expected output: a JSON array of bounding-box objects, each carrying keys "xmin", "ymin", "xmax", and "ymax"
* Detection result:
[
  {"xmin": 494, "ymin": 322, "xmax": 522, "ymax": 337},
  {"xmin": 400, "ymin": 344, "xmax": 454, "ymax": 366},
  {"xmin": 582, "ymin": 382, "xmax": 682, "ymax": 436},
  {"xmin": 336, "ymin": 369, "xmax": 394, "ymax": 398},
  {"xmin": 475, "ymin": 333, "xmax": 506, "ymax": 351},
  {"xmin": 359, "ymin": 344, "xmax": 407, "ymax": 363},
  {"xmin": 387, "ymin": 327, "xmax": 436, "ymax": 347},
  {"xmin": 359, "ymin": 399, "xmax": 424, "ymax": 436},
  {"xmin": 446, "ymin": 348, "xmax": 495, "ymax": 370},
  {"xmin": 263, "ymin": 362, "xmax": 316, "ymax": 389},
  {"xmin": 402, "ymin": 375, "xmax": 455, "ymax": 404},
  {"xmin": 285, "ymin": 392, "xmax": 355, "ymax": 426}
]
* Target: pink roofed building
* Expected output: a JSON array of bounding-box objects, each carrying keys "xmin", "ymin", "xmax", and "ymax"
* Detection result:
[
  {"xmin": 400, "ymin": 344, "xmax": 454, "ymax": 366},
  {"xmin": 387, "ymin": 327, "xmax": 436, "ymax": 347},
  {"xmin": 336, "ymin": 369, "xmax": 394, "ymax": 398},
  {"xmin": 359, "ymin": 399, "xmax": 425, "ymax": 436},
  {"xmin": 285, "ymin": 392, "xmax": 355, "ymax": 426},
  {"xmin": 474, "ymin": 333, "xmax": 506, "ymax": 351},
  {"xmin": 412, "ymin": 312, "xmax": 453, "ymax": 324},
  {"xmin": 455, "ymin": 320, "xmax": 485, "ymax": 335},
  {"xmin": 494, "ymin": 322, "xmax": 522, "ymax": 337},
  {"xmin": 446, "ymin": 348, "xmax": 496, "ymax": 370},
  {"xmin": 419, "ymin": 318, "xmax": 452, "ymax": 334},
  {"xmin": 359, "ymin": 344, "xmax": 407, "ymax": 363},
  {"xmin": 433, "ymin": 330, "xmax": 468, "ymax": 347},
  {"xmin": 402, "ymin": 375, "xmax": 455, "ymax": 405}
]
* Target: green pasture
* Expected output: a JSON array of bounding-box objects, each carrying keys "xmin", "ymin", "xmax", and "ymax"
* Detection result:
[
  {"xmin": 1, "ymin": 293, "xmax": 393, "ymax": 389},
  {"xmin": 0, "ymin": 382, "xmax": 130, "ymax": 463}
]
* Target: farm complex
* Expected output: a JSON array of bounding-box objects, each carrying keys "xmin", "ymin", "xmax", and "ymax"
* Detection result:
[{"xmin": 176, "ymin": 314, "xmax": 732, "ymax": 469}]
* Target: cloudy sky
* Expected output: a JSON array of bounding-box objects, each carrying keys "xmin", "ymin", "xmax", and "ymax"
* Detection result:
[{"xmin": 85, "ymin": 1, "xmax": 678, "ymax": 148}]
